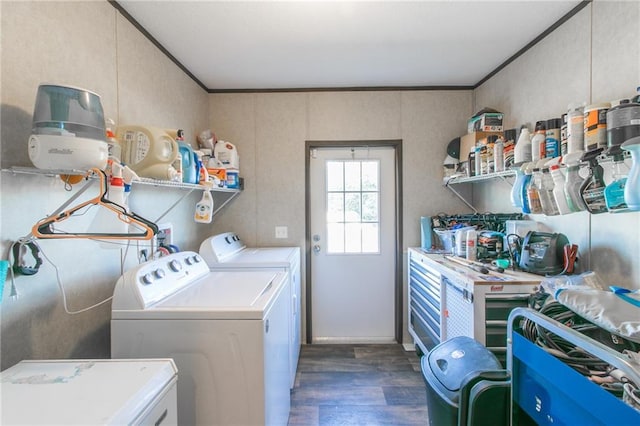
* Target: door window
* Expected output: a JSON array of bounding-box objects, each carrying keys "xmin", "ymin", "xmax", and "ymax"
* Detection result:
[{"xmin": 325, "ymin": 160, "xmax": 379, "ymax": 254}]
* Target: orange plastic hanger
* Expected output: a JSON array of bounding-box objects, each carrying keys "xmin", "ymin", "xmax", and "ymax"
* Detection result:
[{"xmin": 32, "ymin": 168, "xmax": 158, "ymax": 240}]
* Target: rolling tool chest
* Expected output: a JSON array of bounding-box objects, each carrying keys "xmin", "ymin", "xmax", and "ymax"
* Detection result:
[{"xmin": 408, "ymin": 248, "xmax": 542, "ymax": 364}]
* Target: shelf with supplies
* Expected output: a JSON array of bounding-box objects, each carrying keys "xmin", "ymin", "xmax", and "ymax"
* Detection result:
[
  {"xmin": 1, "ymin": 166, "xmax": 242, "ymax": 220},
  {"xmin": 444, "ymin": 170, "xmax": 516, "ymax": 212}
]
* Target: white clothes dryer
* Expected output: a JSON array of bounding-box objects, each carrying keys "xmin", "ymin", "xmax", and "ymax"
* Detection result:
[
  {"xmin": 111, "ymin": 251, "xmax": 290, "ymax": 426},
  {"xmin": 199, "ymin": 232, "xmax": 301, "ymax": 388},
  {"xmin": 1, "ymin": 358, "xmax": 177, "ymax": 425}
]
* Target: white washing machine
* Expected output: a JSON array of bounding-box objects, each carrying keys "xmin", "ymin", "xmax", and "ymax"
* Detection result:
[
  {"xmin": 199, "ymin": 232, "xmax": 301, "ymax": 388},
  {"xmin": 1, "ymin": 358, "xmax": 177, "ymax": 425},
  {"xmin": 111, "ymin": 251, "xmax": 290, "ymax": 426}
]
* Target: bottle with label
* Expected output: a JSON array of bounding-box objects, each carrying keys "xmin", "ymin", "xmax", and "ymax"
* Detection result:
[
  {"xmin": 526, "ymin": 167, "xmax": 543, "ymax": 214},
  {"xmin": 474, "ymin": 146, "xmax": 482, "ymax": 176},
  {"xmin": 550, "ymin": 164, "xmax": 571, "ymax": 214},
  {"xmin": 531, "ymin": 121, "xmax": 546, "ymax": 161},
  {"xmin": 514, "ymin": 125, "xmax": 532, "ymax": 164},
  {"xmin": 621, "ymin": 136, "xmax": 640, "ymax": 211},
  {"xmin": 563, "ymin": 153, "xmax": 587, "ymax": 212},
  {"xmin": 510, "ymin": 162, "xmax": 526, "ymax": 209},
  {"xmin": 567, "ymin": 103, "xmax": 585, "ymax": 154},
  {"xmin": 520, "ymin": 163, "xmax": 533, "ymax": 214},
  {"xmin": 194, "ymin": 189, "xmax": 214, "ymax": 223},
  {"xmin": 466, "ymin": 229, "xmax": 477, "ymax": 261},
  {"xmin": 579, "ymin": 148, "xmax": 608, "ymax": 214},
  {"xmin": 538, "ymin": 167, "xmax": 559, "ymax": 216},
  {"xmin": 545, "ymin": 118, "xmax": 562, "ymax": 158},
  {"xmin": 560, "ymin": 113, "xmax": 568, "ymax": 156},
  {"xmin": 494, "ymin": 136, "xmax": 505, "ymax": 172},
  {"xmin": 604, "ymin": 154, "xmax": 629, "ymax": 212}
]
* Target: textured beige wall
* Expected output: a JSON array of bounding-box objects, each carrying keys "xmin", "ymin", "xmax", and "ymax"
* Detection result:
[
  {"xmin": 0, "ymin": 1, "xmax": 209, "ymax": 369},
  {"xmin": 209, "ymin": 90, "xmax": 473, "ymax": 344},
  {"xmin": 473, "ymin": 1, "xmax": 640, "ymax": 289}
]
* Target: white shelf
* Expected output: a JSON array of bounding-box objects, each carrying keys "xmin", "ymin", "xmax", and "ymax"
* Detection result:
[
  {"xmin": 2, "ymin": 166, "xmax": 241, "ymax": 220},
  {"xmin": 444, "ymin": 170, "xmax": 516, "ymax": 212},
  {"xmin": 444, "ymin": 169, "xmax": 516, "ymax": 185},
  {"xmin": 3, "ymin": 166, "xmax": 241, "ymax": 193}
]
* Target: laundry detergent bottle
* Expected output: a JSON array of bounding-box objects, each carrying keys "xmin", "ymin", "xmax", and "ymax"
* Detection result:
[{"xmin": 621, "ymin": 136, "xmax": 640, "ymax": 211}]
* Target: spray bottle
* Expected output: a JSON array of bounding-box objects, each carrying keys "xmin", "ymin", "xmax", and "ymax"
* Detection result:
[
  {"xmin": 525, "ymin": 165, "xmax": 543, "ymax": 214},
  {"xmin": 621, "ymin": 136, "xmax": 640, "ymax": 210},
  {"xmin": 562, "ymin": 151, "xmax": 586, "ymax": 212},
  {"xmin": 194, "ymin": 184, "xmax": 214, "ymax": 223},
  {"xmin": 549, "ymin": 163, "xmax": 571, "ymax": 215},
  {"xmin": 604, "ymin": 150, "xmax": 630, "ymax": 212},
  {"xmin": 121, "ymin": 164, "xmax": 140, "ymax": 211},
  {"xmin": 539, "ymin": 166, "xmax": 559, "ymax": 216},
  {"xmin": 579, "ymin": 148, "xmax": 608, "ymax": 214}
]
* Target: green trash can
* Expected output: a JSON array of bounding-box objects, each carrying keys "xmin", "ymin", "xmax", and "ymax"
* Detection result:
[{"xmin": 421, "ymin": 336, "xmax": 510, "ymax": 426}]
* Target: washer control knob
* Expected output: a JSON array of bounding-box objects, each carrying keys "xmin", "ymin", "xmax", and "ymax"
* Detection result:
[
  {"xmin": 192, "ymin": 254, "xmax": 202, "ymax": 263},
  {"xmin": 185, "ymin": 256, "xmax": 194, "ymax": 265},
  {"xmin": 141, "ymin": 273, "xmax": 154, "ymax": 285},
  {"xmin": 169, "ymin": 260, "xmax": 182, "ymax": 272},
  {"xmin": 153, "ymin": 268, "xmax": 166, "ymax": 279}
]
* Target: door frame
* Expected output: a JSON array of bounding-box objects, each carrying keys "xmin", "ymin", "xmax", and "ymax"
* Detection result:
[{"xmin": 305, "ymin": 139, "xmax": 403, "ymax": 344}]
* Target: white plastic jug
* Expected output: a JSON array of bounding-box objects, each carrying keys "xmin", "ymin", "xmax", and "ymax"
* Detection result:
[
  {"xmin": 214, "ymin": 140, "xmax": 239, "ymax": 170},
  {"xmin": 117, "ymin": 125, "xmax": 179, "ymax": 181}
]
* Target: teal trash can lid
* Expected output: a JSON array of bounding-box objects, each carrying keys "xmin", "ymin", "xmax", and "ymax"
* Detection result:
[{"xmin": 427, "ymin": 336, "xmax": 501, "ymax": 392}]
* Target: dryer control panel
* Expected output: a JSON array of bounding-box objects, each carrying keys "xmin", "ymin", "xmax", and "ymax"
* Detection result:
[{"xmin": 112, "ymin": 251, "xmax": 210, "ymax": 310}]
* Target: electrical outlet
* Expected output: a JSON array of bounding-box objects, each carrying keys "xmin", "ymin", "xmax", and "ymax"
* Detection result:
[
  {"xmin": 275, "ymin": 226, "xmax": 288, "ymax": 239},
  {"xmin": 157, "ymin": 223, "xmax": 173, "ymax": 246}
]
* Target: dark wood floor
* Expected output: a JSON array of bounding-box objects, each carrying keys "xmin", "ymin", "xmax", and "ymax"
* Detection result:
[{"xmin": 288, "ymin": 344, "xmax": 429, "ymax": 425}]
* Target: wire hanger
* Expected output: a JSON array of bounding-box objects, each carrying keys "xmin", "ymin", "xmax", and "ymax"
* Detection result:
[{"xmin": 32, "ymin": 168, "xmax": 158, "ymax": 240}]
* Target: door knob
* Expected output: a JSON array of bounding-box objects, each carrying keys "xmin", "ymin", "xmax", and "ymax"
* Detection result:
[{"xmin": 313, "ymin": 244, "xmax": 321, "ymax": 253}]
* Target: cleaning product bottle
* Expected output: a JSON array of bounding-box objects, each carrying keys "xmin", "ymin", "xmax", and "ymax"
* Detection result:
[
  {"xmin": 563, "ymin": 152, "xmax": 587, "ymax": 212},
  {"xmin": 538, "ymin": 166, "xmax": 559, "ymax": 216},
  {"xmin": 545, "ymin": 118, "xmax": 562, "ymax": 158},
  {"xmin": 494, "ymin": 136, "xmax": 504, "ymax": 172},
  {"xmin": 567, "ymin": 103, "xmax": 585, "ymax": 154},
  {"xmin": 520, "ymin": 162, "xmax": 533, "ymax": 214},
  {"xmin": 194, "ymin": 188, "xmax": 214, "ymax": 223},
  {"xmin": 579, "ymin": 148, "xmax": 608, "ymax": 214},
  {"xmin": 510, "ymin": 163, "xmax": 526, "ymax": 208},
  {"xmin": 621, "ymin": 136, "xmax": 640, "ymax": 211},
  {"xmin": 526, "ymin": 167, "xmax": 543, "ymax": 214},
  {"xmin": 514, "ymin": 125, "xmax": 532, "ymax": 164},
  {"xmin": 531, "ymin": 121, "xmax": 546, "ymax": 161},
  {"xmin": 465, "ymin": 228, "xmax": 477, "ymax": 262},
  {"xmin": 121, "ymin": 164, "xmax": 139, "ymax": 209},
  {"xmin": 604, "ymin": 153, "xmax": 629, "ymax": 212},
  {"xmin": 550, "ymin": 163, "xmax": 571, "ymax": 214},
  {"xmin": 105, "ymin": 118, "xmax": 121, "ymax": 162}
]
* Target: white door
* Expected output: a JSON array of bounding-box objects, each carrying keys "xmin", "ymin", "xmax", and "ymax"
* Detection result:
[{"xmin": 310, "ymin": 146, "xmax": 396, "ymax": 343}]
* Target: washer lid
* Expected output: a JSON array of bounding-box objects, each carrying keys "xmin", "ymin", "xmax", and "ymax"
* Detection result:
[
  {"xmin": 206, "ymin": 246, "xmax": 300, "ymax": 268},
  {"xmin": 113, "ymin": 270, "xmax": 287, "ymax": 320},
  {"xmin": 1, "ymin": 359, "xmax": 176, "ymax": 425}
]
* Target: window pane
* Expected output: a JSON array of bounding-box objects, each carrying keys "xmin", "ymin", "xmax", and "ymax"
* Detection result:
[
  {"xmin": 345, "ymin": 223, "xmax": 362, "ymax": 253},
  {"xmin": 344, "ymin": 193, "xmax": 361, "ymax": 222},
  {"xmin": 362, "ymin": 161, "xmax": 378, "ymax": 191},
  {"xmin": 362, "ymin": 193, "xmax": 378, "ymax": 222},
  {"xmin": 327, "ymin": 161, "xmax": 343, "ymax": 191},
  {"xmin": 327, "ymin": 223, "xmax": 344, "ymax": 253},
  {"xmin": 362, "ymin": 223, "xmax": 379, "ymax": 253},
  {"xmin": 344, "ymin": 161, "xmax": 361, "ymax": 191},
  {"xmin": 327, "ymin": 193, "xmax": 344, "ymax": 223}
]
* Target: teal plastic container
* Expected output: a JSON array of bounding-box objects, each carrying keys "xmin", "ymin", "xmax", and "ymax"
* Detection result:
[{"xmin": 178, "ymin": 142, "xmax": 198, "ymax": 184}]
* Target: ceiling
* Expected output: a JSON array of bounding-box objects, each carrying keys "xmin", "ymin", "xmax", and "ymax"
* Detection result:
[{"xmin": 115, "ymin": 1, "xmax": 584, "ymax": 92}]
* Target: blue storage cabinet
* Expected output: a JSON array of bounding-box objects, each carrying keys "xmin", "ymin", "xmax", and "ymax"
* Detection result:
[{"xmin": 508, "ymin": 308, "xmax": 640, "ymax": 425}]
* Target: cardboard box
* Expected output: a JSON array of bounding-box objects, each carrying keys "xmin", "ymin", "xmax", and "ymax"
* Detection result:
[
  {"xmin": 460, "ymin": 131, "xmax": 503, "ymax": 160},
  {"xmin": 468, "ymin": 112, "xmax": 504, "ymax": 133}
]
